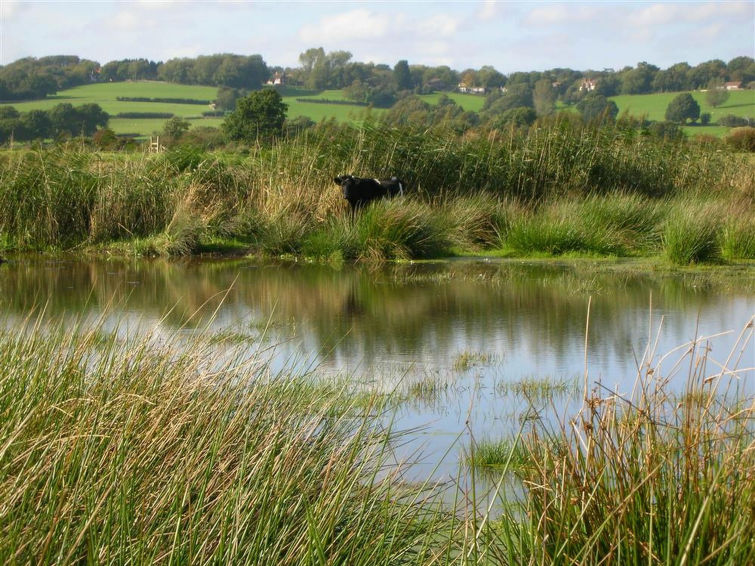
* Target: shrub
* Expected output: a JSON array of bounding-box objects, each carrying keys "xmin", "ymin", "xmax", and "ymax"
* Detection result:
[
  {"xmin": 719, "ymin": 114, "xmax": 751, "ymax": 128},
  {"xmin": 725, "ymin": 127, "xmax": 755, "ymax": 152}
]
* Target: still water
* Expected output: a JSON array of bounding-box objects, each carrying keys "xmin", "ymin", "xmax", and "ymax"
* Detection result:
[{"xmin": 1, "ymin": 256, "xmax": 753, "ymax": 478}]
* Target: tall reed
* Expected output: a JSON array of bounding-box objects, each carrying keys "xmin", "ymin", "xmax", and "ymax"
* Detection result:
[
  {"xmin": 482, "ymin": 317, "xmax": 755, "ymax": 564},
  {"xmin": 0, "ymin": 123, "xmax": 750, "ymax": 262},
  {"xmin": 0, "ymin": 312, "xmax": 456, "ymax": 564}
]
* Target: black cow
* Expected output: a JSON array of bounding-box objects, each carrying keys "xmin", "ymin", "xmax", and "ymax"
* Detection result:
[{"xmin": 333, "ymin": 175, "xmax": 405, "ymax": 218}]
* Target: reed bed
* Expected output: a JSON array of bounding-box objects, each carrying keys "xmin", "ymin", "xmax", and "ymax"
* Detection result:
[
  {"xmin": 478, "ymin": 316, "xmax": 755, "ymax": 564},
  {"xmin": 1, "ymin": 304, "xmax": 752, "ymax": 563},
  {"xmin": 0, "ymin": 122, "xmax": 752, "ymax": 263},
  {"xmin": 0, "ymin": 313, "xmax": 457, "ymax": 564}
]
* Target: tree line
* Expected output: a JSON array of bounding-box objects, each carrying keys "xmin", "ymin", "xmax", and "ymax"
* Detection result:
[
  {"xmin": 0, "ymin": 103, "xmax": 108, "ymax": 143},
  {"xmin": 2, "ymin": 51, "xmax": 752, "ymax": 104}
]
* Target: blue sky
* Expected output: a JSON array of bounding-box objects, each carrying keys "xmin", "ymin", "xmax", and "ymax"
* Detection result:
[{"xmin": 1, "ymin": 1, "xmax": 753, "ymax": 72}]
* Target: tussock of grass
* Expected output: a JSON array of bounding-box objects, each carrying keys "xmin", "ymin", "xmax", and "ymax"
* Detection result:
[
  {"xmin": 495, "ymin": 376, "xmax": 579, "ymax": 400},
  {"xmin": 0, "ymin": 314, "xmax": 456, "ymax": 564},
  {"xmin": 663, "ymin": 202, "xmax": 723, "ymax": 264},
  {"xmin": 452, "ymin": 350, "xmax": 494, "ymax": 372},
  {"xmin": 720, "ymin": 213, "xmax": 755, "ymax": 260},
  {"xmin": 494, "ymin": 317, "xmax": 755, "ymax": 564}
]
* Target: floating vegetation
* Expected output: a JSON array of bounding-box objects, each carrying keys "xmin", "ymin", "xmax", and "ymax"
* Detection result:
[
  {"xmin": 495, "ymin": 375, "xmax": 580, "ymax": 400},
  {"xmin": 452, "ymin": 350, "xmax": 496, "ymax": 372}
]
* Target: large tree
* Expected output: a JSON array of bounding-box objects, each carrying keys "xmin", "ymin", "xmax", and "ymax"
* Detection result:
[
  {"xmin": 393, "ymin": 60, "xmax": 412, "ymax": 91},
  {"xmin": 665, "ymin": 93, "xmax": 700, "ymax": 124},
  {"xmin": 576, "ymin": 93, "xmax": 619, "ymax": 123},
  {"xmin": 533, "ymin": 79, "xmax": 556, "ymax": 117},
  {"xmin": 222, "ymin": 89, "xmax": 287, "ymax": 142}
]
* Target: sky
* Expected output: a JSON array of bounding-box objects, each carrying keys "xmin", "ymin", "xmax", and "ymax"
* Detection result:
[{"xmin": 1, "ymin": 1, "xmax": 753, "ymax": 73}]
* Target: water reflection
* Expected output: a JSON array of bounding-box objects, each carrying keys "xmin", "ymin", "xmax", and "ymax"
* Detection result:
[{"xmin": 1, "ymin": 256, "xmax": 752, "ymax": 477}]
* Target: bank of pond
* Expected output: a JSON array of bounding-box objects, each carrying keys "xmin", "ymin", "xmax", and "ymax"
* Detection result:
[
  {"xmin": 0, "ymin": 256, "xmax": 753, "ymax": 563},
  {"xmin": 0, "ymin": 122, "xmax": 753, "ymax": 265}
]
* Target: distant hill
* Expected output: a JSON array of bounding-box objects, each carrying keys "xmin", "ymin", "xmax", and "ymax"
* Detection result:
[{"xmin": 0, "ymin": 80, "xmax": 752, "ymax": 140}]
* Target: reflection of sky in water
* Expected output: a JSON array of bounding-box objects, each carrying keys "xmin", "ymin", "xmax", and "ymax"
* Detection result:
[{"xmin": 1, "ymin": 257, "xmax": 753, "ymax": 480}]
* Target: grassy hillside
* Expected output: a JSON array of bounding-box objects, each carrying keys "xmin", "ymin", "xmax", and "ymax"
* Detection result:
[
  {"xmin": 610, "ymin": 89, "xmax": 754, "ymax": 122},
  {"xmin": 0, "ymin": 82, "xmax": 382, "ymax": 137},
  {"xmin": 1, "ymin": 80, "xmax": 753, "ymax": 138},
  {"xmin": 610, "ymin": 89, "xmax": 754, "ymax": 137}
]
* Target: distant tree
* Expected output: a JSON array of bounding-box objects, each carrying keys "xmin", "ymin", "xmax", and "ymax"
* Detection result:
[
  {"xmin": 688, "ymin": 59, "xmax": 727, "ymax": 89},
  {"xmin": 341, "ymin": 79, "xmax": 367, "ymax": 103},
  {"xmin": 665, "ymin": 93, "xmax": 700, "ymax": 124},
  {"xmin": 727, "ymin": 56, "xmax": 755, "ymax": 84},
  {"xmin": 21, "ymin": 109, "xmax": 52, "ymax": 139},
  {"xmin": 77, "ymin": 103, "xmax": 109, "ymax": 134},
  {"xmin": 215, "ymin": 86, "xmax": 244, "ymax": 111},
  {"xmin": 484, "ymin": 107, "xmax": 536, "ymax": 130},
  {"xmin": 477, "ymin": 65, "xmax": 506, "ymax": 89},
  {"xmin": 491, "ymin": 83, "xmax": 533, "ymax": 112},
  {"xmin": 646, "ymin": 121, "xmax": 684, "ymax": 141},
  {"xmin": 652, "ymin": 62, "xmax": 691, "ymax": 92},
  {"xmin": 593, "ymin": 74, "xmax": 622, "ymax": 97},
  {"xmin": 705, "ymin": 79, "xmax": 730, "ymax": 108},
  {"xmin": 0, "ymin": 106, "xmax": 22, "ymax": 143},
  {"xmin": 533, "ymin": 79, "xmax": 556, "ymax": 116},
  {"xmin": 621, "ymin": 61, "xmax": 659, "ymax": 94},
  {"xmin": 93, "ymin": 128, "xmax": 119, "ymax": 149},
  {"xmin": 393, "ymin": 60, "xmax": 412, "ymax": 91},
  {"xmin": 700, "ymin": 112, "xmax": 711, "ymax": 125},
  {"xmin": 163, "ymin": 117, "xmax": 191, "ymax": 141},
  {"xmin": 576, "ymin": 93, "xmax": 619, "ymax": 123},
  {"xmin": 383, "ymin": 96, "xmax": 433, "ymax": 127},
  {"xmin": 223, "ymin": 89, "xmax": 287, "ymax": 142},
  {"xmin": 0, "ymin": 107, "xmax": 20, "ymax": 120}
]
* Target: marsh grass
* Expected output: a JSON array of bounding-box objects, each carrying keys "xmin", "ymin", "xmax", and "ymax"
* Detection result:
[
  {"xmin": 452, "ymin": 350, "xmax": 495, "ymax": 373},
  {"xmin": 504, "ymin": 193, "xmax": 667, "ymax": 257},
  {"xmin": 0, "ymin": 299, "xmax": 752, "ymax": 563},
  {"xmin": 663, "ymin": 202, "xmax": 723, "ymax": 264},
  {"xmin": 1, "ymin": 122, "xmax": 751, "ymax": 264},
  {"xmin": 488, "ymin": 317, "xmax": 755, "ymax": 564},
  {"xmin": 495, "ymin": 375, "xmax": 579, "ymax": 400},
  {"xmin": 720, "ymin": 213, "xmax": 755, "ymax": 261},
  {"xmin": 0, "ymin": 313, "xmax": 460, "ymax": 564}
]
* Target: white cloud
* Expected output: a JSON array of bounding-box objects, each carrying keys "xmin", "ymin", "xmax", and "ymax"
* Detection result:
[
  {"xmin": 299, "ymin": 9, "xmax": 394, "ymax": 43},
  {"xmin": 417, "ymin": 13, "xmax": 458, "ymax": 37},
  {"xmin": 0, "ymin": 0, "xmax": 23, "ymax": 19},
  {"xmin": 299, "ymin": 7, "xmax": 460, "ymax": 45},
  {"xmin": 523, "ymin": 4, "xmax": 602, "ymax": 26},
  {"xmin": 477, "ymin": 0, "xmax": 499, "ymax": 21},
  {"xmin": 628, "ymin": 1, "xmax": 752, "ymax": 26}
]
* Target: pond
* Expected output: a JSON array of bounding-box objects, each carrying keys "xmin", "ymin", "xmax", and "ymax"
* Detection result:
[{"xmin": 1, "ymin": 256, "xmax": 753, "ymax": 480}]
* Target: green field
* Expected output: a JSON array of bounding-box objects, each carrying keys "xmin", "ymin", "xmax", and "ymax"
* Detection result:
[
  {"xmin": 0, "ymin": 82, "xmax": 383, "ymax": 137},
  {"xmin": 417, "ymin": 91, "xmax": 487, "ymax": 112},
  {"xmin": 282, "ymin": 89, "xmax": 384, "ymax": 123},
  {"xmin": 2, "ymin": 80, "xmax": 753, "ymax": 138},
  {"xmin": 609, "ymin": 89, "xmax": 754, "ymax": 136}
]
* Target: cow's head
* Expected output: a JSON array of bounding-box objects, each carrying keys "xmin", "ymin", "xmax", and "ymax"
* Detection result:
[{"xmin": 333, "ymin": 175, "xmax": 356, "ymax": 199}]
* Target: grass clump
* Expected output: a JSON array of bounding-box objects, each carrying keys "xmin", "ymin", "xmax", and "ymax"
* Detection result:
[
  {"xmin": 452, "ymin": 350, "xmax": 494, "ymax": 372},
  {"xmin": 720, "ymin": 213, "xmax": 755, "ymax": 260},
  {"xmin": 500, "ymin": 318, "xmax": 755, "ymax": 564},
  {"xmin": 663, "ymin": 203, "xmax": 722, "ymax": 264},
  {"xmin": 0, "ymin": 313, "xmax": 456, "ymax": 564}
]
